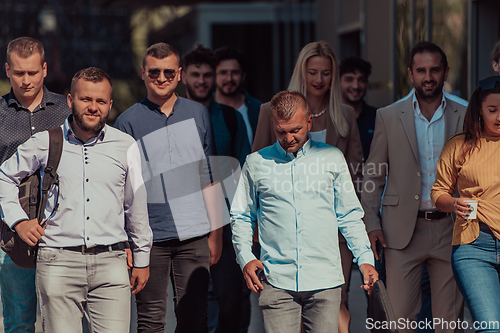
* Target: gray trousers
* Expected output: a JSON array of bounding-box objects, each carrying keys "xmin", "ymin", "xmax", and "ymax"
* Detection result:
[
  {"xmin": 36, "ymin": 247, "xmax": 131, "ymax": 333},
  {"xmin": 258, "ymin": 280, "xmax": 341, "ymax": 333}
]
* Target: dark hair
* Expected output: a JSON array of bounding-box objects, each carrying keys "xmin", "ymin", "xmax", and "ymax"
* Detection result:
[
  {"xmin": 270, "ymin": 90, "xmax": 308, "ymax": 121},
  {"xmin": 70, "ymin": 67, "xmax": 112, "ymax": 96},
  {"xmin": 182, "ymin": 44, "xmax": 215, "ymax": 70},
  {"xmin": 143, "ymin": 43, "xmax": 180, "ymax": 68},
  {"xmin": 7, "ymin": 37, "xmax": 45, "ymax": 65},
  {"xmin": 461, "ymin": 77, "xmax": 500, "ymax": 161},
  {"xmin": 408, "ymin": 41, "xmax": 448, "ymax": 72},
  {"xmin": 214, "ymin": 46, "xmax": 246, "ymax": 73},
  {"xmin": 339, "ymin": 56, "xmax": 372, "ymax": 78},
  {"xmin": 491, "ymin": 40, "xmax": 500, "ymax": 63}
]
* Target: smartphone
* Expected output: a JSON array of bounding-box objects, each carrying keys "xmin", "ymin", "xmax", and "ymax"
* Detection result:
[
  {"xmin": 376, "ymin": 241, "xmax": 384, "ymax": 264},
  {"xmin": 256, "ymin": 268, "xmax": 266, "ymax": 281}
]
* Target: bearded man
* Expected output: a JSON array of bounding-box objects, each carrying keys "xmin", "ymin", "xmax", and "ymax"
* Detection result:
[{"xmin": 0, "ymin": 67, "xmax": 152, "ymax": 332}]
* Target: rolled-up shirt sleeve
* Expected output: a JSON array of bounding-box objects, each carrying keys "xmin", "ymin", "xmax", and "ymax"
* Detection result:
[
  {"xmin": 125, "ymin": 141, "xmax": 153, "ymax": 268},
  {"xmin": 230, "ymin": 159, "xmax": 258, "ymax": 271}
]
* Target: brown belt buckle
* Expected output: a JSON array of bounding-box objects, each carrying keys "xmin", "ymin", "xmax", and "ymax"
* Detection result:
[{"xmin": 424, "ymin": 211, "xmax": 432, "ymax": 221}]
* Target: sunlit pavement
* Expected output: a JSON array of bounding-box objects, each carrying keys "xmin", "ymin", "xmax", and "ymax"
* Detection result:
[{"xmin": 0, "ymin": 265, "xmax": 473, "ymax": 332}]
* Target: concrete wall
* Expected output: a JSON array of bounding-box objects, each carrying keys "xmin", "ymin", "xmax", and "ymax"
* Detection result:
[{"xmin": 317, "ymin": 0, "xmax": 394, "ymax": 108}]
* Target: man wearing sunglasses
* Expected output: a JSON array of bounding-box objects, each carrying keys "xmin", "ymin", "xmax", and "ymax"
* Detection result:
[
  {"xmin": 114, "ymin": 42, "xmax": 223, "ymax": 333},
  {"xmin": 361, "ymin": 41, "xmax": 465, "ymax": 333}
]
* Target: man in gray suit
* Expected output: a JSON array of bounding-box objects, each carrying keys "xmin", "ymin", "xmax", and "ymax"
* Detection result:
[{"xmin": 361, "ymin": 41, "xmax": 465, "ymax": 333}]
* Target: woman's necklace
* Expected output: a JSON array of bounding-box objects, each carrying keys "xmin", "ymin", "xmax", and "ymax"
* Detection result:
[{"xmin": 310, "ymin": 108, "xmax": 326, "ymax": 118}]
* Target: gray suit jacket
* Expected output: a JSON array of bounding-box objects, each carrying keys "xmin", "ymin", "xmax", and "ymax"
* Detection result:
[{"xmin": 361, "ymin": 96, "xmax": 466, "ymax": 249}]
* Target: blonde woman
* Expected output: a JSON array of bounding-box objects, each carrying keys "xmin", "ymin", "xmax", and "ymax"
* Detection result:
[{"xmin": 252, "ymin": 41, "xmax": 363, "ymax": 333}]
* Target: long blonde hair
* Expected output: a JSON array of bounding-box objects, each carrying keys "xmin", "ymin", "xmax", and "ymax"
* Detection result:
[{"xmin": 288, "ymin": 41, "xmax": 348, "ymax": 137}]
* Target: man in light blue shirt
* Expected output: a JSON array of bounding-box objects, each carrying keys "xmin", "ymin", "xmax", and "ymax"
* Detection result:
[{"xmin": 231, "ymin": 90, "xmax": 377, "ymax": 333}]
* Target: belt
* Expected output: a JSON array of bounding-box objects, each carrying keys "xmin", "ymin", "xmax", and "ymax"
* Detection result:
[
  {"xmin": 417, "ymin": 210, "xmax": 449, "ymax": 221},
  {"xmin": 62, "ymin": 242, "xmax": 129, "ymax": 254}
]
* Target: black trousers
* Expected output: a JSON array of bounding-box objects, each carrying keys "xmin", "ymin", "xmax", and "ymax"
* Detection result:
[{"xmin": 136, "ymin": 235, "xmax": 210, "ymax": 333}]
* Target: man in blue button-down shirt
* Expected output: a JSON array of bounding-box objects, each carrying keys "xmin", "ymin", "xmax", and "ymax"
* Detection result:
[{"xmin": 231, "ymin": 90, "xmax": 377, "ymax": 333}]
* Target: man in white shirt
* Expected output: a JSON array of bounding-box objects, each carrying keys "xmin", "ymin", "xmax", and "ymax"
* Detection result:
[{"xmin": 0, "ymin": 67, "xmax": 152, "ymax": 332}]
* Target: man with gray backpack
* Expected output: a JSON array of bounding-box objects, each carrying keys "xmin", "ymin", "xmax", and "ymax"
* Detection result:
[{"xmin": 0, "ymin": 67, "xmax": 152, "ymax": 332}]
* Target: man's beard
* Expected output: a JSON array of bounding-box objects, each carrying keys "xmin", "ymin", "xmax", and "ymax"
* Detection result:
[
  {"xmin": 186, "ymin": 83, "xmax": 212, "ymax": 104},
  {"xmin": 73, "ymin": 106, "xmax": 107, "ymax": 134},
  {"xmin": 218, "ymin": 81, "xmax": 241, "ymax": 97},
  {"xmin": 343, "ymin": 91, "xmax": 365, "ymax": 105},
  {"xmin": 414, "ymin": 80, "xmax": 444, "ymax": 101}
]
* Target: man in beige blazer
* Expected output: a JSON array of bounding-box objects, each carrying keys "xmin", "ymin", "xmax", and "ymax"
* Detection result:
[{"xmin": 361, "ymin": 41, "xmax": 465, "ymax": 333}]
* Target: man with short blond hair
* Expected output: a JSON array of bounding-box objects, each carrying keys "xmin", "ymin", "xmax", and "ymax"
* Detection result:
[
  {"xmin": 0, "ymin": 36, "xmax": 70, "ymax": 333},
  {"xmin": 231, "ymin": 90, "xmax": 377, "ymax": 333}
]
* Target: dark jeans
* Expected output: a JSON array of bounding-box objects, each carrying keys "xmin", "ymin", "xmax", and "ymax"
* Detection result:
[
  {"xmin": 208, "ymin": 225, "xmax": 251, "ymax": 333},
  {"xmin": 135, "ymin": 235, "xmax": 210, "ymax": 333}
]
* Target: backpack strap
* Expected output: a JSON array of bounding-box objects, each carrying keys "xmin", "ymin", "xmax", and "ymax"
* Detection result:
[
  {"xmin": 37, "ymin": 127, "xmax": 64, "ymax": 224},
  {"xmin": 219, "ymin": 104, "xmax": 238, "ymax": 146}
]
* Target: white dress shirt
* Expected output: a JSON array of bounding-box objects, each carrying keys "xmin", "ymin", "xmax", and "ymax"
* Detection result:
[
  {"xmin": 412, "ymin": 92, "xmax": 446, "ymax": 211},
  {"xmin": 0, "ymin": 117, "xmax": 152, "ymax": 267}
]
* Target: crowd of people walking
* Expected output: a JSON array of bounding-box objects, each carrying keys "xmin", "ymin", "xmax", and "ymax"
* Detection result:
[{"xmin": 0, "ymin": 34, "xmax": 499, "ymax": 333}]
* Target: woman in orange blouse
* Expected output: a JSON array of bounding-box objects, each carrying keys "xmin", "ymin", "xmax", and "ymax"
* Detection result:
[
  {"xmin": 432, "ymin": 76, "xmax": 500, "ymax": 329},
  {"xmin": 252, "ymin": 41, "xmax": 363, "ymax": 333}
]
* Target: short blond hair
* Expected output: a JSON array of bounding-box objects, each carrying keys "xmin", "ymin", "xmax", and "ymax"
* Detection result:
[
  {"xmin": 7, "ymin": 37, "xmax": 45, "ymax": 65},
  {"xmin": 70, "ymin": 67, "xmax": 112, "ymax": 96},
  {"xmin": 271, "ymin": 90, "xmax": 308, "ymax": 121}
]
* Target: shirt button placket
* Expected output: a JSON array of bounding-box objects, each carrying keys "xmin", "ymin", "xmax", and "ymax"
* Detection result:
[{"xmin": 83, "ymin": 147, "xmax": 89, "ymax": 244}]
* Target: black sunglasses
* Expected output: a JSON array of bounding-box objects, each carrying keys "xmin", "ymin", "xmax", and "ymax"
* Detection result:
[
  {"xmin": 479, "ymin": 76, "xmax": 500, "ymax": 91},
  {"xmin": 147, "ymin": 68, "xmax": 179, "ymax": 80}
]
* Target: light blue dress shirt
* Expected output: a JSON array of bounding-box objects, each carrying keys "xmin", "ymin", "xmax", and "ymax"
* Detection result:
[
  {"xmin": 231, "ymin": 138, "xmax": 374, "ymax": 292},
  {"xmin": 412, "ymin": 92, "xmax": 446, "ymax": 211},
  {"xmin": 0, "ymin": 117, "xmax": 153, "ymax": 267}
]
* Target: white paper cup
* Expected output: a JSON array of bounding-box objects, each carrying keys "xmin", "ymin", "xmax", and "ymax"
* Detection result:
[{"xmin": 464, "ymin": 199, "xmax": 478, "ymax": 219}]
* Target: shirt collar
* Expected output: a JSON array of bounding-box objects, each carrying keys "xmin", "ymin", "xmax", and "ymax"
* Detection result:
[
  {"xmin": 411, "ymin": 90, "xmax": 447, "ymax": 116},
  {"xmin": 7, "ymin": 86, "xmax": 54, "ymax": 112},
  {"xmin": 275, "ymin": 137, "xmax": 312, "ymax": 158},
  {"xmin": 207, "ymin": 97, "xmax": 216, "ymax": 110},
  {"xmin": 142, "ymin": 94, "xmax": 180, "ymax": 115},
  {"xmin": 64, "ymin": 115, "xmax": 107, "ymax": 144}
]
